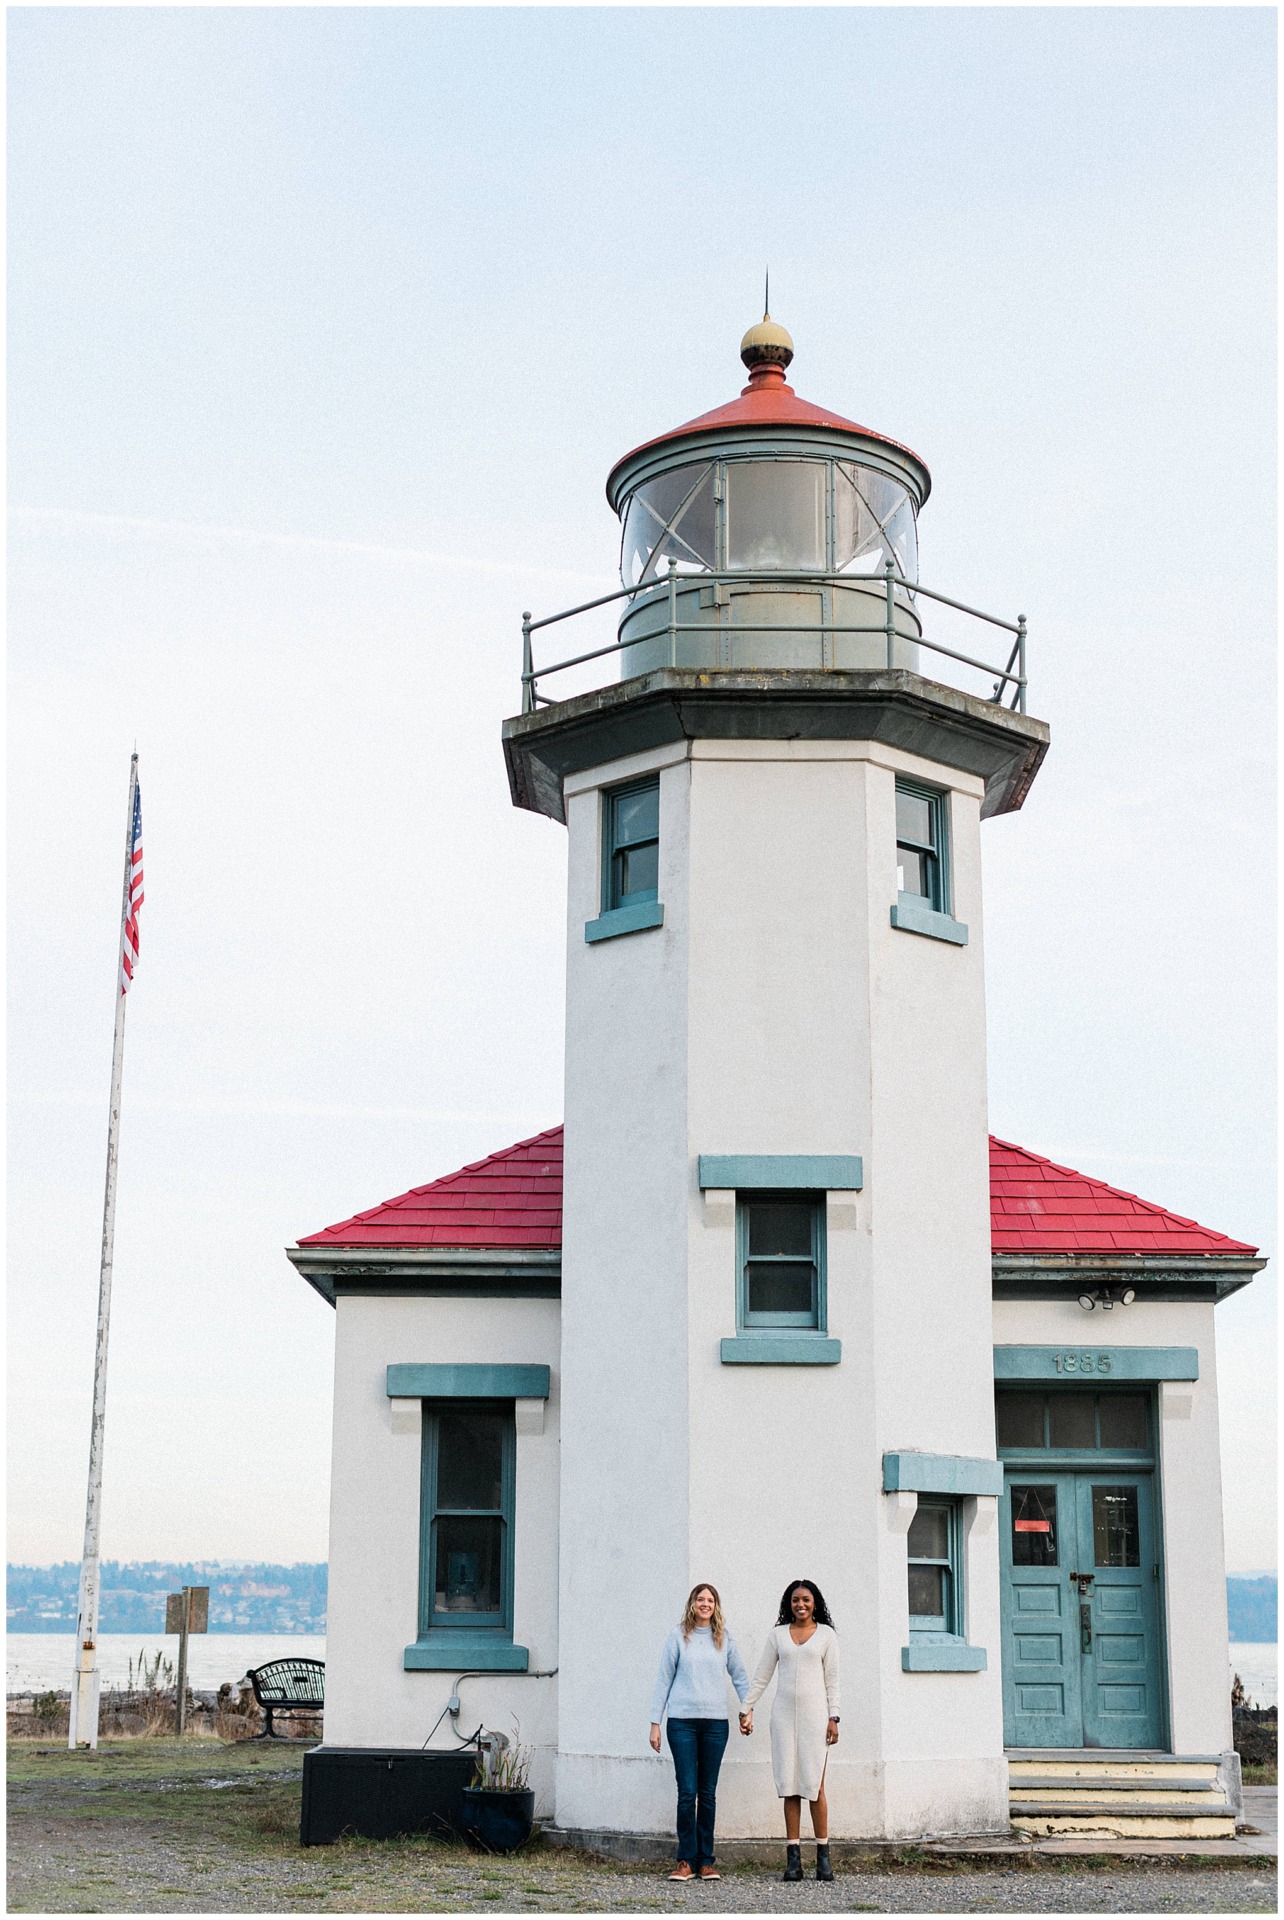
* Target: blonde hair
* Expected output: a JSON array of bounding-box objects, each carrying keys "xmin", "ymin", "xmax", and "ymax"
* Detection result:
[{"xmin": 681, "ymin": 1583, "xmax": 726, "ymax": 1649}]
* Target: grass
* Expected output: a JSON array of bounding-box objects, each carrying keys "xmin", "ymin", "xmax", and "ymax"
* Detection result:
[{"xmin": 7, "ymin": 1738, "xmax": 1277, "ymax": 1915}]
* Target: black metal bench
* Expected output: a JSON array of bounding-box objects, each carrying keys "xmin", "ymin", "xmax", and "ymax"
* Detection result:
[{"xmin": 246, "ymin": 1657, "xmax": 325, "ymax": 1740}]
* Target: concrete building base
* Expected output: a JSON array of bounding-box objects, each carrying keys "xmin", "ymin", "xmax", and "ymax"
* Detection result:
[{"xmin": 541, "ymin": 1795, "xmax": 1277, "ymax": 1867}]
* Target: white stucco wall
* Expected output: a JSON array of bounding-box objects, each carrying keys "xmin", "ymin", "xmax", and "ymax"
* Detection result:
[
  {"xmin": 325, "ymin": 1293, "xmax": 562, "ymax": 1813},
  {"xmin": 992, "ymin": 1296, "xmax": 1233, "ymax": 1760},
  {"xmin": 559, "ymin": 736, "xmax": 1007, "ymax": 1839}
]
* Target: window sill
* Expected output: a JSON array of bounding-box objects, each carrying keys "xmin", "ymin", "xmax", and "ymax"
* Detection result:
[
  {"xmin": 901, "ymin": 1641, "xmax": 987, "ymax": 1672},
  {"xmin": 584, "ymin": 901, "xmax": 665, "ymax": 944},
  {"xmin": 404, "ymin": 1637, "xmax": 530, "ymax": 1672},
  {"xmin": 890, "ymin": 895, "xmax": 968, "ymax": 946},
  {"xmin": 720, "ymin": 1335, "xmax": 842, "ymax": 1366}
]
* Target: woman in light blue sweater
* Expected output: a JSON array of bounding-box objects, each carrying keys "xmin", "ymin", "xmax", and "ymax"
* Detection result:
[{"xmin": 649, "ymin": 1583, "xmax": 750, "ymax": 1881}]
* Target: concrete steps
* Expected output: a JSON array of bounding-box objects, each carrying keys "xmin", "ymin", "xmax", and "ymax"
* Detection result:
[{"xmin": 1007, "ymin": 1751, "xmax": 1238, "ymax": 1839}]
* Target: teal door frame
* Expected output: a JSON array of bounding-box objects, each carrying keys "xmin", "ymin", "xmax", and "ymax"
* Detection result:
[{"xmin": 998, "ymin": 1387, "xmax": 1169, "ymax": 1751}]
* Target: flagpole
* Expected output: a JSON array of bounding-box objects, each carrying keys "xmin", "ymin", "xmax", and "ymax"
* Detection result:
[{"xmin": 69, "ymin": 753, "xmax": 139, "ymax": 1750}]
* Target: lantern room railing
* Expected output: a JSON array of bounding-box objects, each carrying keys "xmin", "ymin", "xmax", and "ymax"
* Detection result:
[{"xmin": 519, "ymin": 558, "xmax": 1027, "ymax": 716}]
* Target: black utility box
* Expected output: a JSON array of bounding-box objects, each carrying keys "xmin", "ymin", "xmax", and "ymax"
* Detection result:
[{"xmin": 300, "ymin": 1746, "xmax": 476, "ymax": 1846}]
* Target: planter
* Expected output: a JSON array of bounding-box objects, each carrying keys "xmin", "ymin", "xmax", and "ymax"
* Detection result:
[{"xmin": 460, "ymin": 1786, "xmax": 536, "ymax": 1853}]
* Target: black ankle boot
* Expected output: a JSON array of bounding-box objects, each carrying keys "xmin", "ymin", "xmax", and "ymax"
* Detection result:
[
  {"xmin": 815, "ymin": 1842, "xmax": 833, "ymax": 1882},
  {"xmin": 783, "ymin": 1843, "xmax": 803, "ymax": 1882}
]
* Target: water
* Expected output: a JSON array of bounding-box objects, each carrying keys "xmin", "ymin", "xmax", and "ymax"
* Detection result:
[
  {"xmin": 7, "ymin": 1632, "xmax": 325, "ymax": 1695},
  {"xmin": 1230, "ymin": 1642, "xmax": 1277, "ymax": 1710},
  {"xmin": 10, "ymin": 1631, "xmax": 1273, "ymax": 1711}
]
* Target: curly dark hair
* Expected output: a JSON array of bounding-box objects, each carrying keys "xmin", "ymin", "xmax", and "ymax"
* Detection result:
[{"xmin": 775, "ymin": 1579, "xmax": 835, "ymax": 1629}]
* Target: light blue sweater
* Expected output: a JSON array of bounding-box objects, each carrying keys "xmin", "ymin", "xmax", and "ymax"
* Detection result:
[{"xmin": 650, "ymin": 1625, "xmax": 751, "ymax": 1723}]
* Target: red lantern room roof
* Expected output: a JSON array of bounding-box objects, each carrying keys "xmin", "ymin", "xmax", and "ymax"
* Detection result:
[
  {"xmin": 296, "ymin": 1126, "xmax": 1257, "ymax": 1259},
  {"xmin": 606, "ymin": 312, "xmax": 931, "ymax": 505}
]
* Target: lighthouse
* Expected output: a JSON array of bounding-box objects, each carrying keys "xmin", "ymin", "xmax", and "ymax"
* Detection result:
[
  {"xmin": 504, "ymin": 313, "xmax": 1049, "ymax": 1838},
  {"xmin": 291, "ymin": 312, "xmax": 1260, "ymax": 1851}
]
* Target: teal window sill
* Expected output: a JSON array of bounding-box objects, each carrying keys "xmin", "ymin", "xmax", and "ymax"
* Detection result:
[
  {"xmin": 901, "ymin": 1641, "xmax": 987, "ymax": 1672},
  {"xmin": 720, "ymin": 1336, "xmax": 842, "ymax": 1366},
  {"xmin": 585, "ymin": 901, "xmax": 664, "ymax": 944},
  {"xmin": 404, "ymin": 1637, "xmax": 530, "ymax": 1672},
  {"xmin": 890, "ymin": 894, "xmax": 968, "ymax": 946}
]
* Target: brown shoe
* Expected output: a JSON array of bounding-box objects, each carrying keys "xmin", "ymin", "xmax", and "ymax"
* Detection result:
[
  {"xmin": 698, "ymin": 1866, "xmax": 721, "ymax": 1880},
  {"xmin": 668, "ymin": 1863, "xmax": 693, "ymax": 1881}
]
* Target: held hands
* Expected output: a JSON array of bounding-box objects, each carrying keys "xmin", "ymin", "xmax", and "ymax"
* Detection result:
[
  {"xmin": 649, "ymin": 1723, "xmax": 662, "ymax": 1753},
  {"xmin": 738, "ymin": 1710, "xmax": 753, "ymax": 1736},
  {"xmin": 825, "ymin": 1718, "xmax": 840, "ymax": 1747}
]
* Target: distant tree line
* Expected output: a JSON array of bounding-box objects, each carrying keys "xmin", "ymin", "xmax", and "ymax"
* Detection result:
[
  {"xmin": 1228, "ymin": 1574, "xmax": 1277, "ymax": 1643},
  {"xmin": 6, "ymin": 1561, "xmax": 327, "ymax": 1634},
  {"xmin": 7, "ymin": 1564, "xmax": 1273, "ymax": 1642}
]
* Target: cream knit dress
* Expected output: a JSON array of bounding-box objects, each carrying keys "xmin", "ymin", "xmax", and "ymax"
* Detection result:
[{"xmin": 743, "ymin": 1624, "xmax": 841, "ymax": 1801}]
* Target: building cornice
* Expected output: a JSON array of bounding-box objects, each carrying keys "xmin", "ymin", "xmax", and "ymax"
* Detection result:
[
  {"xmin": 502, "ymin": 668, "xmax": 1049, "ymax": 826},
  {"xmin": 288, "ymin": 1242, "xmax": 1261, "ymax": 1309},
  {"xmin": 284, "ymin": 1244, "xmax": 563, "ymax": 1308},
  {"xmin": 991, "ymin": 1251, "xmax": 1265, "ymax": 1304}
]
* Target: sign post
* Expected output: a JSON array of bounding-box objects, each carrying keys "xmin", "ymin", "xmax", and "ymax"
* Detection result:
[{"xmin": 165, "ymin": 1586, "xmax": 209, "ymax": 1734}]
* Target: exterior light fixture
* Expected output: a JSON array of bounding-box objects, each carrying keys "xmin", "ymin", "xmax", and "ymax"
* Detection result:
[{"xmin": 1077, "ymin": 1286, "xmax": 1137, "ymax": 1312}]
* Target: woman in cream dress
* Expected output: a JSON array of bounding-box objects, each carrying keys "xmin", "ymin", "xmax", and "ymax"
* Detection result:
[{"xmin": 739, "ymin": 1580, "xmax": 840, "ymax": 1883}]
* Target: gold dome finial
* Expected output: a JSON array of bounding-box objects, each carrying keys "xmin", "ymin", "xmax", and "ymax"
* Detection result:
[{"xmin": 740, "ymin": 276, "xmax": 794, "ymax": 375}]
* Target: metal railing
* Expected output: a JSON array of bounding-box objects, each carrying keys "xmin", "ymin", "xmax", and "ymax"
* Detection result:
[{"xmin": 520, "ymin": 557, "xmax": 1027, "ymax": 716}]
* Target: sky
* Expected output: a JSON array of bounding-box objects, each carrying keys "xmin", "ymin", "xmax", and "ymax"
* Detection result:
[{"xmin": 8, "ymin": 7, "xmax": 1276, "ymax": 1574}]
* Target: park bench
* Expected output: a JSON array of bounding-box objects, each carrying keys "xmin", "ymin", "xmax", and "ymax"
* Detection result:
[{"xmin": 246, "ymin": 1657, "xmax": 325, "ymax": 1741}]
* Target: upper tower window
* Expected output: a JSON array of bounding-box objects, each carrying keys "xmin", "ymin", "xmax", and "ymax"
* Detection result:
[
  {"xmin": 725, "ymin": 460, "xmax": 825, "ymax": 570},
  {"xmin": 834, "ymin": 463, "xmax": 918, "ymax": 581},
  {"xmin": 605, "ymin": 777, "xmax": 660, "ymax": 910},
  {"xmin": 619, "ymin": 454, "xmax": 919, "ymax": 588},
  {"xmin": 895, "ymin": 780, "xmax": 947, "ymax": 912},
  {"xmin": 620, "ymin": 464, "xmax": 716, "ymax": 586}
]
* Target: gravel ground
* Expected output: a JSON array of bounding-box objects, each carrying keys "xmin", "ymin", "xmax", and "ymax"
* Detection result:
[{"xmin": 8, "ymin": 1741, "xmax": 1277, "ymax": 1916}]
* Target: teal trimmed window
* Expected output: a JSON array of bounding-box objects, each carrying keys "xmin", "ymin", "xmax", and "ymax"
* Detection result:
[
  {"xmin": 908, "ymin": 1499, "xmax": 962, "ymax": 1640},
  {"xmin": 738, "ymin": 1193, "xmax": 825, "ymax": 1331},
  {"xmin": 605, "ymin": 776, "xmax": 660, "ymax": 911},
  {"xmin": 417, "ymin": 1400, "xmax": 517, "ymax": 1648},
  {"xmin": 895, "ymin": 779, "xmax": 948, "ymax": 912}
]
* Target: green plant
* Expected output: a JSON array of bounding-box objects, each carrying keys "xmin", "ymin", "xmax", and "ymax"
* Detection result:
[{"xmin": 31, "ymin": 1691, "xmax": 62, "ymax": 1726}]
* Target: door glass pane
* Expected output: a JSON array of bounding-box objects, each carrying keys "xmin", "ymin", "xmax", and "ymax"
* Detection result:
[
  {"xmin": 1092, "ymin": 1485, "xmax": 1140, "ymax": 1567},
  {"xmin": 1098, "ymin": 1394, "xmax": 1148, "ymax": 1450},
  {"xmin": 908, "ymin": 1564, "xmax": 945, "ymax": 1617},
  {"xmin": 746, "ymin": 1261, "xmax": 814, "ymax": 1316},
  {"xmin": 996, "ymin": 1392, "xmax": 1045, "ymax": 1448},
  {"xmin": 436, "ymin": 1411, "xmax": 504, "ymax": 1511},
  {"xmin": 726, "ymin": 461, "xmax": 825, "ymax": 570},
  {"xmin": 1011, "ymin": 1484, "xmax": 1058, "ymax": 1565},
  {"xmin": 434, "ymin": 1515, "xmax": 503, "ymax": 1613},
  {"xmin": 1048, "ymin": 1395, "xmax": 1096, "ymax": 1449},
  {"xmin": 747, "ymin": 1200, "xmax": 813, "ymax": 1257},
  {"xmin": 908, "ymin": 1506, "xmax": 950, "ymax": 1560}
]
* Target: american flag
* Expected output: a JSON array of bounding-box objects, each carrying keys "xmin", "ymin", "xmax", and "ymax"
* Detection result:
[{"xmin": 120, "ymin": 779, "xmax": 143, "ymax": 994}]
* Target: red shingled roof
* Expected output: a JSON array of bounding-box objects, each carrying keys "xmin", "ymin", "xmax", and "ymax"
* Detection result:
[
  {"xmin": 299, "ymin": 1126, "xmax": 1256, "ymax": 1258},
  {"xmin": 299, "ymin": 1127, "xmax": 563, "ymax": 1249},
  {"xmin": 605, "ymin": 369, "xmax": 930, "ymax": 505},
  {"xmin": 989, "ymin": 1137, "xmax": 1257, "ymax": 1256}
]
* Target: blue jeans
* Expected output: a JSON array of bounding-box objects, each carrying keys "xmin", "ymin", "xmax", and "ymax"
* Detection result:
[{"xmin": 666, "ymin": 1717, "xmax": 729, "ymax": 1869}]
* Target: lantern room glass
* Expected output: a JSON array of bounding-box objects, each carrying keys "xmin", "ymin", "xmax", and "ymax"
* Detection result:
[{"xmin": 619, "ymin": 456, "xmax": 919, "ymax": 588}]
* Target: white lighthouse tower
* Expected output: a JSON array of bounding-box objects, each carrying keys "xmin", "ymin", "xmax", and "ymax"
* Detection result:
[{"xmin": 504, "ymin": 314, "xmax": 1050, "ymax": 1839}]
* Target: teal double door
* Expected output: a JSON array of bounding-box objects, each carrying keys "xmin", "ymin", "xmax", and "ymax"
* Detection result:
[{"xmin": 1000, "ymin": 1471, "xmax": 1165, "ymax": 1749}]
